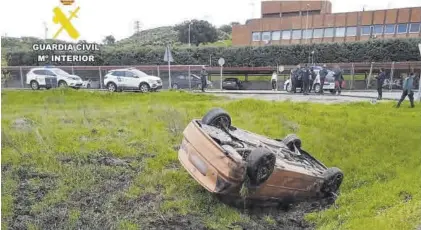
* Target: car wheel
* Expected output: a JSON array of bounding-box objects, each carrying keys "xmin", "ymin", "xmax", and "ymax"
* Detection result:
[
  {"xmin": 282, "ymin": 134, "xmax": 302, "ymax": 151},
  {"xmin": 46, "ymin": 87, "xmax": 51, "ymax": 90},
  {"xmin": 286, "ymin": 83, "xmax": 291, "ymax": 92},
  {"xmin": 87, "ymin": 84, "xmax": 91, "ymax": 89},
  {"xmin": 172, "ymin": 83, "xmax": 178, "ymax": 89},
  {"xmin": 329, "ymin": 89, "xmax": 336, "ymax": 95},
  {"xmin": 139, "ymin": 83, "xmax": 150, "ymax": 93},
  {"xmin": 107, "ymin": 82, "xmax": 117, "ymax": 92},
  {"xmin": 58, "ymin": 81, "xmax": 68, "ymax": 88},
  {"xmin": 314, "ymin": 83, "xmax": 321, "ymax": 93},
  {"xmin": 321, "ymin": 167, "xmax": 344, "ymax": 197},
  {"xmin": 201, "ymin": 107, "xmax": 231, "ymax": 129},
  {"xmin": 30, "ymin": 80, "xmax": 39, "ymax": 90},
  {"xmin": 246, "ymin": 148, "xmax": 276, "ymax": 187}
]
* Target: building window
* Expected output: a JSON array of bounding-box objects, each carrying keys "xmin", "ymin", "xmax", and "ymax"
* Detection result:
[
  {"xmin": 361, "ymin": 26, "xmax": 372, "ymax": 35},
  {"xmin": 282, "ymin": 30, "xmax": 291, "ymax": 40},
  {"xmin": 335, "ymin": 27, "xmax": 346, "ymax": 37},
  {"xmin": 262, "ymin": 31, "xmax": 271, "ymax": 41},
  {"xmin": 373, "ymin": 25, "xmax": 384, "ymax": 35},
  {"xmin": 346, "ymin": 27, "xmax": 357, "ymax": 36},
  {"xmin": 292, "ymin": 29, "xmax": 302, "ymax": 39},
  {"xmin": 409, "ymin": 23, "xmax": 420, "ymax": 33},
  {"xmin": 313, "ymin": 28, "xmax": 324, "ymax": 38},
  {"xmin": 324, "ymin": 28, "xmax": 334, "ymax": 37},
  {"xmin": 397, "ymin": 24, "xmax": 408, "ymax": 34},
  {"xmin": 303, "ymin": 29, "xmax": 313, "ymax": 39},
  {"xmin": 271, "ymin": 31, "xmax": 281, "ymax": 40},
  {"xmin": 384, "ymin": 24, "xmax": 396, "ymax": 34},
  {"xmin": 252, "ymin": 32, "xmax": 261, "ymax": 41}
]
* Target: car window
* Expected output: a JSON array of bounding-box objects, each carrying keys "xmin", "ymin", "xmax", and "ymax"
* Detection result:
[
  {"xmin": 177, "ymin": 75, "xmax": 185, "ymax": 80},
  {"xmin": 44, "ymin": 70, "xmax": 56, "ymax": 76},
  {"xmin": 111, "ymin": 71, "xmax": 124, "ymax": 77},
  {"xmin": 33, "ymin": 70, "xmax": 44, "ymax": 75},
  {"xmin": 125, "ymin": 71, "xmax": 136, "ymax": 77}
]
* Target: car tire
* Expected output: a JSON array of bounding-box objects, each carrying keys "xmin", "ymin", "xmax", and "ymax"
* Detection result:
[
  {"xmin": 321, "ymin": 167, "xmax": 344, "ymax": 197},
  {"xmin": 282, "ymin": 134, "xmax": 302, "ymax": 151},
  {"xmin": 246, "ymin": 148, "xmax": 276, "ymax": 187},
  {"xmin": 139, "ymin": 83, "xmax": 150, "ymax": 93},
  {"xmin": 286, "ymin": 83, "xmax": 291, "ymax": 92},
  {"xmin": 313, "ymin": 83, "xmax": 321, "ymax": 93},
  {"xmin": 58, "ymin": 80, "xmax": 68, "ymax": 88},
  {"xmin": 107, "ymin": 82, "xmax": 117, "ymax": 92},
  {"xmin": 46, "ymin": 87, "xmax": 51, "ymax": 90},
  {"xmin": 172, "ymin": 83, "xmax": 179, "ymax": 89},
  {"xmin": 329, "ymin": 89, "xmax": 336, "ymax": 95},
  {"xmin": 30, "ymin": 80, "xmax": 39, "ymax": 90},
  {"xmin": 201, "ymin": 107, "xmax": 231, "ymax": 129}
]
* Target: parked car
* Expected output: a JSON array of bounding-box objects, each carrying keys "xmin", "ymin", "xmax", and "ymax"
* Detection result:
[
  {"xmin": 382, "ymin": 78, "xmax": 402, "ymax": 89},
  {"xmin": 103, "ymin": 68, "xmax": 163, "ymax": 93},
  {"xmin": 82, "ymin": 79, "xmax": 92, "ymax": 89},
  {"xmin": 178, "ymin": 108, "xmax": 344, "ymax": 207},
  {"xmin": 222, "ymin": 78, "xmax": 244, "ymax": 90},
  {"xmin": 172, "ymin": 74, "xmax": 213, "ymax": 89},
  {"xmin": 284, "ymin": 66, "xmax": 336, "ymax": 94},
  {"xmin": 26, "ymin": 67, "xmax": 83, "ymax": 90}
]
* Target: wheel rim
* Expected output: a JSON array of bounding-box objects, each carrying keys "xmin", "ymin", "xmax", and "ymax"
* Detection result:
[
  {"xmin": 315, "ymin": 84, "xmax": 320, "ymax": 92},
  {"xmin": 286, "ymin": 83, "xmax": 291, "ymax": 92},
  {"xmin": 140, "ymin": 84, "xmax": 148, "ymax": 92},
  {"xmin": 31, "ymin": 82, "xmax": 37, "ymax": 89},
  {"xmin": 59, "ymin": 82, "xmax": 67, "ymax": 87},
  {"xmin": 210, "ymin": 115, "xmax": 230, "ymax": 129},
  {"xmin": 173, "ymin": 84, "xmax": 178, "ymax": 89},
  {"xmin": 256, "ymin": 155, "xmax": 275, "ymax": 182},
  {"xmin": 108, "ymin": 84, "xmax": 115, "ymax": 92}
]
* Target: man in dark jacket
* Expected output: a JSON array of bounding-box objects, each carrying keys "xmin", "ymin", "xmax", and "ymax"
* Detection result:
[
  {"xmin": 291, "ymin": 65, "xmax": 301, "ymax": 93},
  {"xmin": 333, "ymin": 65, "xmax": 344, "ymax": 95},
  {"xmin": 200, "ymin": 66, "xmax": 208, "ymax": 92},
  {"xmin": 302, "ymin": 64, "xmax": 310, "ymax": 95},
  {"xmin": 319, "ymin": 64, "xmax": 329, "ymax": 94},
  {"xmin": 375, "ymin": 68, "xmax": 386, "ymax": 100},
  {"xmin": 396, "ymin": 73, "xmax": 415, "ymax": 108},
  {"xmin": 309, "ymin": 67, "xmax": 316, "ymax": 92}
]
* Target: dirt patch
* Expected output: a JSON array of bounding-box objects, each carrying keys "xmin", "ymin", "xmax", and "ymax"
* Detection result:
[
  {"xmin": 9, "ymin": 166, "xmax": 57, "ymax": 230},
  {"xmin": 12, "ymin": 118, "xmax": 34, "ymax": 131},
  {"xmin": 228, "ymin": 197, "xmax": 336, "ymax": 230}
]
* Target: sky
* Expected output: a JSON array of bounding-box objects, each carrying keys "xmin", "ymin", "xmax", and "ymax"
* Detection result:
[{"xmin": 0, "ymin": 0, "xmax": 420, "ymax": 43}]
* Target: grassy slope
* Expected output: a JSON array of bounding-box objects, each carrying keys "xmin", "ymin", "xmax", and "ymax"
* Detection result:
[{"xmin": 1, "ymin": 90, "xmax": 421, "ymax": 230}]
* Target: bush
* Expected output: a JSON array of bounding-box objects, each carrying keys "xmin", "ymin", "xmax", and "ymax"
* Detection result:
[{"xmin": 4, "ymin": 38, "xmax": 421, "ymax": 66}]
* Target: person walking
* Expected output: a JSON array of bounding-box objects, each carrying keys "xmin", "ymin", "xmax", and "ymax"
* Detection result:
[
  {"xmin": 396, "ymin": 72, "xmax": 415, "ymax": 108},
  {"xmin": 319, "ymin": 64, "xmax": 329, "ymax": 94},
  {"xmin": 291, "ymin": 65, "xmax": 301, "ymax": 93},
  {"xmin": 333, "ymin": 65, "xmax": 344, "ymax": 95},
  {"xmin": 271, "ymin": 71, "xmax": 278, "ymax": 91},
  {"xmin": 200, "ymin": 66, "xmax": 208, "ymax": 92},
  {"xmin": 375, "ymin": 68, "xmax": 386, "ymax": 100},
  {"xmin": 302, "ymin": 64, "xmax": 310, "ymax": 95}
]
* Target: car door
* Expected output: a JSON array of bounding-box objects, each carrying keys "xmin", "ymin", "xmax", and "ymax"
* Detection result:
[
  {"xmin": 175, "ymin": 75, "xmax": 186, "ymax": 88},
  {"xmin": 112, "ymin": 71, "xmax": 125, "ymax": 88},
  {"xmin": 124, "ymin": 70, "xmax": 139, "ymax": 89}
]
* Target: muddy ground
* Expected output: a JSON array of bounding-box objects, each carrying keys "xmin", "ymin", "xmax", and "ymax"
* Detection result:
[{"xmin": 3, "ymin": 152, "xmax": 336, "ymax": 230}]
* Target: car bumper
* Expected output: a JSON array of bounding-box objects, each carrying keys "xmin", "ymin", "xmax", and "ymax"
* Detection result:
[{"xmin": 150, "ymin": 83, "xmax": 163, "ymax": 89}]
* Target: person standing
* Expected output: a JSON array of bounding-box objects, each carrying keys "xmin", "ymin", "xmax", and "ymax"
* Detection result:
[
  {"xmin": 302, "ymin": 64, "xmax": 310, "ymax": 95},
  {"xmin": 271, "ymin": 71, "xmax": 278, "ymax": 91},
  {"xmin": 291, "ymin": 65, "xmax": 301, "ymax": 93},
  {"xmin": 333, "ymin": 65, "xmax": 344, "ymax": 95},
  {"xmin": 200, "ymin": 66, "xmax": 208, "ymax": 92},
  {"xmin": 309, "ymin": 67, "xmax": 316, "ymax": 92},
  {"xmin": 396, "ymin": 72, "xmax": 415, "ymax": 108},
  {"xmin": 319, "ymin": 64, "xmax": 328, "ymax": 94},
  {"xmin": 375, "ymin": 68, "xmax": 386, "ymax": 100}
]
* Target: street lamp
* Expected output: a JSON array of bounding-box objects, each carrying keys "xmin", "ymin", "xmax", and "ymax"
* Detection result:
[{"xmin": 305, "ymin": 4, "xmax": 310, "ymax": 64}]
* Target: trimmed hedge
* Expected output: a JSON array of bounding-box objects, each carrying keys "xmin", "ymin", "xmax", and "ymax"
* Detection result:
[{"xmin": 4, "ymin": 38, "xmax": 421, "ymax": 67}]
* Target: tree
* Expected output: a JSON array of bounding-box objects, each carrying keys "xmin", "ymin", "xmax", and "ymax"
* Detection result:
[
  {"xmin": 1, "ymin": 54, "xmax": 11, "ymax": 87},
  {"xmin": 174, "ymin": 20, "xmax": 218, "ymax": 46},
  {"xmin": 103, "ymin": 35, "xmax": 116, "ymax": 45},
  {"xmin": 219, "ymin": 24, "xmax": 232, "ymax": 34}
]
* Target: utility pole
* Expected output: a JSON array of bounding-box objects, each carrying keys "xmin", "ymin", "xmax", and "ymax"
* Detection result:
[
  {"xmin": 134, "ymin": 20, "xmax": 142, "ymax": 35},
  {"xmin": 43, "ymin": 21, "xmax": 48, "ymax": 40},
  {"xmin": 306, "ymin": 4, "xmax": 310, "ymax": 64}
]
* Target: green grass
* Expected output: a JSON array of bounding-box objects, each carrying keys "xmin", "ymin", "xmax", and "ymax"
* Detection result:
[
  {"xmin": 2, "ymin": 89, "xmax": 421, "ymax": 230},
  {"xmin": 211, "ymin": 74, "xmax": 366, "ymax": 82}
]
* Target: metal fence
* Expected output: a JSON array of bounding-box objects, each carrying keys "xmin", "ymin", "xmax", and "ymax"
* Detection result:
[{"xmin": 1, "ymin": 61, "xmax": 420, "ymax": 91}]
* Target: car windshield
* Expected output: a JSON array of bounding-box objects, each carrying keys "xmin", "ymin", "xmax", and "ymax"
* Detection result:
[
  {"xmin": 132, "ymin": 69, "xmax": 148, "ymax": 77},
  {"xmin": 52, "ymin": 68, "xmax": 71, "ymax": 76}
]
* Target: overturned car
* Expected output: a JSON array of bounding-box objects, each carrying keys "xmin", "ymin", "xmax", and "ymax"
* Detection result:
[{"xmin": 178, "ymin": 108, "xmax": 344, "ymax": 207}]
